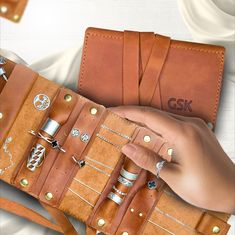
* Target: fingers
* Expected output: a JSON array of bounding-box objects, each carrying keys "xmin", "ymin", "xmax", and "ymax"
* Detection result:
[
  {"xmin": 121, "ymin": 143, "xmax": 180, "ymax": 182},
  {"xmin": 109, "ymin": 106, "xmax": 182, "ymax": 140}
]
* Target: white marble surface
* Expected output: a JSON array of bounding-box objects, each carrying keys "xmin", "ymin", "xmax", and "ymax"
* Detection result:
[{"xmin": 0, "ymin": 0, "xmax": 234, "ymax": 234}]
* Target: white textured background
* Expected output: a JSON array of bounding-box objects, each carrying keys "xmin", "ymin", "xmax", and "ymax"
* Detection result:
[{"xmin": 0, "ymin": 0, "xmax": 234, "ymax": 235}]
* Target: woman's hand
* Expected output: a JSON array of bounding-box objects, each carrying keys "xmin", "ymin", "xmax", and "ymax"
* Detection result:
[{"xmin": 110, "ymin": 106, "xmax": 235, "ymax": 214}]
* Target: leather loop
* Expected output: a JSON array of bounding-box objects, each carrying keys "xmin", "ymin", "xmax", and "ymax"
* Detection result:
[
  {"xmin": 139, "ymin": 34, "xmax": 171, "ymax": 107},
  {"xmin": 0, "ymin": 197, "xmax": 63, "ymax": 234},
  {"xmin": 196, "ymin": 212, "xmax": 231, "ymax": 235},
  {"xmin": 123, "ymin": 31, "xmax": 140, "ymax": 105}
]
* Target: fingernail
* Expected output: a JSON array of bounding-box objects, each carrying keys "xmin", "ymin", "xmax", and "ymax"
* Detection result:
[{"xmin": 122, "ymin": 144, "xmax": 136, "ymax": 156}]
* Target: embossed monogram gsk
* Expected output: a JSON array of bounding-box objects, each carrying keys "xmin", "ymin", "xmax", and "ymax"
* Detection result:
[{"xmin": 168, "ymin": 98, "xmax": 193, "ymax": 112}]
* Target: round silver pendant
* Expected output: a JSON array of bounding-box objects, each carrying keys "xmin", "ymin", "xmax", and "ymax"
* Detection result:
[
  {"xmin": 34, "ymin": 94, "xmax": 50, "ymax": 111},
  {"xmin": 80, "ymin": 133, "xmax": 90, "ymax": 142}
]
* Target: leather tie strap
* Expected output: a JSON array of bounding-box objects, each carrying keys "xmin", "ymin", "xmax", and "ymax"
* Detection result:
[
  {"xmin": 139, "ymin": 34, "xmax": 171, "ymax": 107},
  {"xmin": 41, "ymin": 202, "xmax": 78, "ymax": 235},
  {"xmin": 123, "ymin": 31, "xmax": 140, "ymax": 105},
  {"xmin": 0, "ymin": 197, "xmax": 63, "ymax": 234}
]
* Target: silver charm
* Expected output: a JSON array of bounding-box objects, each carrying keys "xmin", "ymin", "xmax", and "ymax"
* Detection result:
[
  {"xmin": 27, "ymin": 144, "xmax": 46, "ymax": 172},
  {"xmin": 0, "ymin": 137, "xmax": 14, "ymax": 175},
  {"xmin": 33, "ymin": 94, "xmax": 50, "ymax": 111},
  {"xmin": 71, "ymin": 128, "xmax": 80, "ymax": 137},
  {"xmin": 147, "ymin": 180, "xmax": 157, "ymax": 190},
  {"xmin": 72, "ymin": 156, "xmax": 86, "ymax": 168},
  {"xmin": 80, "ymin": 133, "xmax": 90, "ymax": 142}
]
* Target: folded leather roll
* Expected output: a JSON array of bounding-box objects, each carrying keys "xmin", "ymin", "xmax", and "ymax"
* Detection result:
[
  {"xmin": 78, "ymin": 27, "xmax": 225, "ymax": 130},
  {"xmin": 0, "ymin": 55, "xmax": 231, "ymax": 235}
]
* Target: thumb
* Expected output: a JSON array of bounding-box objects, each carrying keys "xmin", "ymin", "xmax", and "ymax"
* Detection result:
[{"xmin": 121, "ymin": 143, "xmax": 179, "ymax": 181}]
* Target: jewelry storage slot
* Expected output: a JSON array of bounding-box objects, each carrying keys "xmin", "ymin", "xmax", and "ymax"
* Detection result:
[
  {"xmin": 58, "ymin": 110, "xmax": 137, "ymax": 223},
  {"xmin": 38, "ymin": 99, "xmax": 106, "ymax": 207},
  {"xmin": 0, "ymin": 70, "xmax": 58, "ymax": 184},
  {"xmin": 13, "ymin": 87, "xmax": 78, "ymax": 197},
  {"xmin": 88, "ymin": 125, "xmax": 169, "ymax": 234}
]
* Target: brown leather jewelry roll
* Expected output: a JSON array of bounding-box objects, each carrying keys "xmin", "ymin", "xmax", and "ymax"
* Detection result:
[{"xmin": 0, "ymin": 52, "xmax": 231, "ymax": 235}]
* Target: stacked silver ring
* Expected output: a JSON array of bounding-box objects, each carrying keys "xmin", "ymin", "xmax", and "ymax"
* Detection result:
[
  {"xmin": 117, "ymin": 175, "xmax": 133, "ymax": 187},
  {"xmin": 120, "ymin": 167, "xmax": 138, "ymax": 181},
  {"xmin": 107, "ymin": 192, "xmax": 123, "ymax": 205},
  {"xmin": 112, "ymin": 186, "xmax": 127, "ymax": 196}
]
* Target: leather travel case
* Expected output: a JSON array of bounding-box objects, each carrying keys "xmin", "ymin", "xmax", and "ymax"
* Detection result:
[
  {"xmin": 78, "ymin": 27, "xmax": 225, "ymax": 129},
  {"xmin": 0, "ymin": 54, "xmax": 231, "ymax": 235},
  {"xmin": 0, "ymin": 0, "xmax": 28, "ymax": 22}
]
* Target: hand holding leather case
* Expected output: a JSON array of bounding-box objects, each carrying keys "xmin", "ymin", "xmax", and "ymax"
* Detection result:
[
  {"xmin": 0, "ymin": 53, "xmax": 230, "ymax": 235},
  {"xmin": 78, "ymin": 27, "xmax": 225, "ymax": 129}
]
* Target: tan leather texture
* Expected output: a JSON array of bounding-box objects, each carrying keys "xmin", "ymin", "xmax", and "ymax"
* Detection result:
[
  {"xmin": 78, "ymin": 27, "xmax": 225, "ymax": 128},
  {"xmin": 0, "ymin": 0, "xmax": 28, "ymax": 22},
  {"xmin": 0, "ymin": 50, "xmax": 230, "ymax": 235}
]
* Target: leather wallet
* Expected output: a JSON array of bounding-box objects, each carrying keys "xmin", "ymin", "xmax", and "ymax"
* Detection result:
[
  {"xmin": 0, "ymin": 55, "xmax": 231, "ymax": 235},
  {"xmin": 78, "ymin": 27, "xmax": 225, "ymax": 130},
  {"xmin": 0, "ymin": 0, "xmax": 28, "ymax": 22}
]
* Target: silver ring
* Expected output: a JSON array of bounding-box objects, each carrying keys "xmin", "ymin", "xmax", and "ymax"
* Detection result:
[
  {"xmin": 156, "ymin": 160, "xmax": 166, "ymax": 178},
  {"xmin": 107, "ymin": 192, "xmax": 123, "ymax": 205},
  {"xmin": 112, "ymin": 186, "xmax": 127, "ymax": 196},
  {"xmin": 28, "ymin": 130, "xmax": 66, "ymax": 153},
  {"xmin": 117, "ymin": 176, "xmax": 133, "ymax": 187},
  {"xmin": 120, "ymin": 167, "xmax": 138, "ymax": 181}
]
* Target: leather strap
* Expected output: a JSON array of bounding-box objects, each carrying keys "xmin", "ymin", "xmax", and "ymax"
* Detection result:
[
  {"xmin": 123, "ymin": 31, "xmax": 140, "ymax": 105},
  {"xmin": 41, "ymin": 202, "xmax": 78, "ymax": 235},
  {"xmin": 139, "ymin": 34, "xmax": 171, "ymax": 107},
  {"xmin": 0, "ymin": 197, "xmax": 63, "ymax": 234}
]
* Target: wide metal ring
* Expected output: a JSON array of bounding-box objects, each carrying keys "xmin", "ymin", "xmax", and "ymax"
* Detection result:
[
  {"xmin": 41, "ymin": 118, "xmax": 60, "ymax": 137},
  {"xmin": 156, "ymin": 160, "xmax": 166, "ymax": 178},
  {"xmin": 107, "ymin": 192, "xmax": 123, "ymax": 205},
  {"xmin": 120, "ymin": 167, "xmax": 138, "ymax": 181},
  {"xmin": 117, "ymin": 176, "xmax": 133, "ymax": 187}
]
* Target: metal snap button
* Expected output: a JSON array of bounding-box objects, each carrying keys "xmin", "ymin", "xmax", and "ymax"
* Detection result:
[
  {"xmin": 0, "ymin": 6, "xmax": 8, "ymax": 14},
  {"xmin": 139, "ymin": 212, "xmax": 143, "ymax": 217},
  {"xmin": 45, "ymin": 192, "xmax": 53, "ymax": 200},
  {"xmin": 212, "ymin": 226, "xmax": 220, "ymax": 234},
  {"xmin": 130, "ymin": 208, "xmax": 134, "ymax": 213},
  {"xmin": 0, "ymin": 112, "xmax": 3, "ymax": 119},
  {"xmin": 20, "ymin": 179, "xmax": 29, "ymax": 187},
  {"xmin": 90, "ymin": 107, "xmax": 98, "ymax": 115},
  {"xmin": 143, "ymin": 135, "xmax": 151, "ymax": 143},
  {"xmin": 64, "ymin": 94, "xmax": 72, "ymax": 102},
  {"xmin": 167, "ymin": 148, "xmax": 174, "ymax": 156},
  {"xmin": 121, "ymin": 232, "xmax": 129, "ymax": 235},
  {"xmin": 97, "ymin": 218, "xmax": 105, "ymax": 227},
  {"xmin": 13, "ymin": 14, "xmax": 20, "ymax": 21}
]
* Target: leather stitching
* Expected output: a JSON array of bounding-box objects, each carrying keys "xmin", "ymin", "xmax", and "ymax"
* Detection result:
[{"xmin": 79, "ymin": 31, "xmax": 224, "ymax": 126}]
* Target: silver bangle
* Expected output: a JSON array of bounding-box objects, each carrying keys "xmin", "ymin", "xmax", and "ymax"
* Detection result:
[
  {"xmin": 120, "ymin": 167, "xmax": 138, "ymax": 181},
  {"xmin": 156, "ymin": 160, "xmax": 166, "ymax": 178},
  {"xmin": 107, "ymin": 192, "xmax": 123, "ymax": 205},
  {"xmin": 117, "ymin": 176, "xmax": 133, "ymax": 187},
  {"xmin": 112, "ymin": 186, "xmax": 127, "ymax": 196}
]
